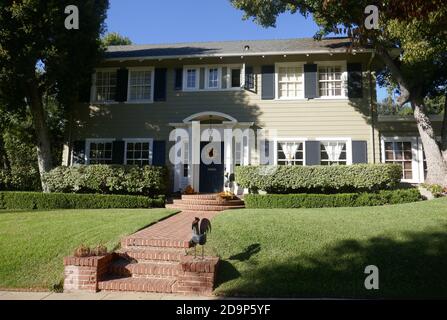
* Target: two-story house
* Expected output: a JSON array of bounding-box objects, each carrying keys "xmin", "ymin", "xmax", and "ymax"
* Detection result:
[{"xmin": 62, "ymin": 37, "xmax": 442, "ymax": 194}]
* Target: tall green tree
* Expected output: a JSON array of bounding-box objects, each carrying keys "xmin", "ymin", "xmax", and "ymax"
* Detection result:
[
  {"xmin": 102, "ymin": 32, "xmax": 132, "ymax": 46},
  {"xmin": 0, "ymin": 0, "xmax": 109, "ymax": 191},
  {"xmin": 230, "ymin": 0, "xmax": 447, "ymax": 186}
]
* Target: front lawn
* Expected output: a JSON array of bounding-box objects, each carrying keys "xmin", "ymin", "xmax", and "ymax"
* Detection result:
[
  {"xmin": 208, "ymin": 198, "xmax": 447, "ymax": 298},
  {"xmin": 0, "ymin": 208, "xmax": 177, "ymax": 290}
]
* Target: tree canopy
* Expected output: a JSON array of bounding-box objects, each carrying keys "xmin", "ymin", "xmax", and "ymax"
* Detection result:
[{"xmin": 102, "ymin": 32, "xmax": 132, "ymax": 46}]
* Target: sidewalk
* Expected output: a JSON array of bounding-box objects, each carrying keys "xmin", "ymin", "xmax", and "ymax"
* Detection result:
[{"xmin": 0, "ymin": 290, "xmax": 216, "ymax": 300}]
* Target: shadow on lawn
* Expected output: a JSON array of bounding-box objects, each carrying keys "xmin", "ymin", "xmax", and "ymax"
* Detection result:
[{"xmin": 215, "ymin": 225, "xmax": 447, "ymax": 298}]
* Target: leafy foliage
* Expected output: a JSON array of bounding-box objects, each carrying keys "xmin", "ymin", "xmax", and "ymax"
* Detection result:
[
  {"xmin": 244, "ymin": 189, "xmax": 421, "ymax": 208},
  {"xmin": 42, "ymin": 165, "xmax": 169, "ymax": 196},
  {"xmin": 102, "ymin": 32, "xmax": 132, "ymax": 46},
  {"xmin": 0, "ymin": 192, "xmax": 165, "ymax": 210},
  {"xmin": 235, "ymin": 164, "xmax": 402, "ymax": 193}
]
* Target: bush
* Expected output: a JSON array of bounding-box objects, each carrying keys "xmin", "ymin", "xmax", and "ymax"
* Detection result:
[
  {"xmin": 244, "ymin": 189, "xmax": 422, "ymax": 209},
  {"xmin": 42, "ymin": 165, "xmax": 168, "ymax": 196},
  {"xmin": 235, "ymin": 164, "xmax": 402, "ymax": 193},
  {"xmin": 0, "ymin": 192, "xmax": 165, "ymax": 210}
]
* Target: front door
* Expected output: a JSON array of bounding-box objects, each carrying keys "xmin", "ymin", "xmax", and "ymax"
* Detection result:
[{"xmin": 199, "ymin": 141, "xmax": 224, "ymax": 193}]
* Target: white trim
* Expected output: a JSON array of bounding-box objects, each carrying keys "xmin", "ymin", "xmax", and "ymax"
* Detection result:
[
  {"xmin": 182, "ymin": 64, "xmax": 243, "ymax": 92},
  {"xmin": 183, "ymin": 66, "xmax": 200, "ymax": 91},
  {"xmin": 126, "ymin": 67, "xmax": 155, "ymax": 104},
  {"xmin": 275, "ymin": 62, "xmax": 305, "ymax": 100},
  {"xmin": 380, "ymin": 136, "xmax": 420, "ymax": 183},
  {"xmin": 183, "ymin": 111, "xmax": 237, "ymax": 123},
  {"xmin": 92, "ymin": 68, "xmax": 119, "ymax": 104},
  {"xmin": 316, "ymin": 137, "xmax": 353, "ymax": 165},
  {"xmin": 274, "ymin": 137, "xmax": 308, "ymax": 166},
  {"xmin": 85, "ymin": 138, "xmax": 116, "ymax": 165},
  {"xmin": 205, "ymin": 66, "xmax": 221, "ymax": 90},
  {"xmin": 123, "ymin": 138, "xmax": 154, "ymax": 165},
  {"xmin": 314, "ymin": 61, "xmax": 348, "ymax": 99}
]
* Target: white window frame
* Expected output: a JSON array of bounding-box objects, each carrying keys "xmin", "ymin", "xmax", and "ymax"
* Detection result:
[
  {"xmin": 182, "ymin": 64, "xmax": 243, "ymax": 92},
  {"xmin": 275, "ymin": 62, "xmax": 305, "ymax": 100},
  {"xmin": 124, "ymin": 138, "xmax": 154, "ymax": 166},
  {"xmin": 126, "ymin": 67, "xmax": 155, "ymax": 104},
  {"xmin": 183, "ymin": 67, "xmax": 200, "ymax": 91},
  {"xmin": 316, "ymin": 61, "xmax": 348, "ymax": 99},
  {"xmin": 317, "ymin": 137, "xmax": 353, "ymax": 165},
  {"xmin": 381, "ymin": 136, "xmax": 419, "ymax": 183},
  {"xmin": 85, "ymin": 138, "xmax": 116, "ymax": 165},
  {"xmin": 274, "ymin": 137, "xmax": 308, "ymax": 166},
  {"xmin": 91, "ymin": 68, "xmax": 118, "ymax": 104}
]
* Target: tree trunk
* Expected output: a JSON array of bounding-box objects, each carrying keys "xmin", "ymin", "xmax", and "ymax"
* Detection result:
[
  {"xmin": 27, "ymin": 80, "xmax": 53, "ymax": 192},
  {"xmin": 412, "ymin": 100, "xmax": 447, "ymax": 186}
]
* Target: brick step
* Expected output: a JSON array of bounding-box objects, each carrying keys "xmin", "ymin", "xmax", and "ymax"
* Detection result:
[
  {"xmin": 166, "ymin": 203, "xmax": 245, "ymax": 212},
  {"xmin": 173, "ymin": 199, "xmax": 244, "ymax": 206},
  {"xmin": 121, "ymin": 236, "xmax": 190, "ymax": 249},
  {"xmin": 98, "ymin": 276, "xmax": 176, "ymax": 293},
  {"xmin": 181, "ymin": 194, "xmax": 220, "ymax": 200},
  {"xmin": 115, "ymin": 248, "xmax": 186, "ymax": 262},
  {"xmin": 109, "ymin": 259, "xmax": 180, "ymax": 277}
]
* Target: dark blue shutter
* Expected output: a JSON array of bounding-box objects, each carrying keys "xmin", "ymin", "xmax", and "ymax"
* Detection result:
[
  {"xmin": 261, "ymin": 65, "xmax": 275, "ymax": 100},
  {"xmin": 305, "ymin": 141, "xmax": 320, "ymax": 165},
  {"xmin": 72, "ymin": 140, "xmax": 86, "ymax": 165},
  {"xmin": 347, "ymin": 63, "xmax": 363, "ymax": 98},
  {"xmin": 115, "ymin": 69, "xmax": 128, "ymax": 102},
  {"xmin": 304, "ymin": 64, "xmax": 318, "ymax": 99},
  {"xmin": 352, "ymin": 140, "xmax": 368, "ymax": 163},
  {"xmin": 152, "ymin": 141, "xmax": 166, "ymax": 166},
  {"xmin": 244, "ymin": 66, "xmax": 255, "ymax": 91},
  {"xmin": 174, "ymin": 68, "xmax": 183, "ymax": 90},
  {"xmin": 199, "ymin": 68, "xmax": 205, "ymax": 89},
  {"xmin": 112, "ymin": 141, "xmax": 125, "ymax": 165},
  {"xmin": 154, "ymin": 68, "xmax": 167, "ymax": 101}
]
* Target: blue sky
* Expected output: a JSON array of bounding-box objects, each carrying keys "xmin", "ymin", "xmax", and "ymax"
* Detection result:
[{"xmin": 106, "ymin": 0, "xmax": 386, "ymax": 100}]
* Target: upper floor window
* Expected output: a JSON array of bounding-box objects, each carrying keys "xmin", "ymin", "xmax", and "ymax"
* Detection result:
[
  {"xmin": 87, "ymin": 140, "xmax": 113, "ymax": 164},
  {"xmin": 277, "ymin": 141, "xmax": 304, "ymax": 165},
  {"xmin": 319, "ymin": 66, "xmax": 343, "ymax": 97},
  {"xmin": 277, "ymin": 65, "xmax": 304, "ymax": 99},
  {"xmin": 186, "ymin": 68, "xmax": 198, "ymax": 90},
  {"xmin": 125, "ymin": 139, "xmax": 153, "ymax": 166},
  {"xmin": 128, "ymin": 69, "xmax": 153, "ymax": 102},
  {"xmin": 320, "ymin": 140, "xmax": 347, "ymax": 165},
  {"xmin": 207, "ymin": 67, "xmax": 219, "ymax": 89},
  {"xmin": 94, "ymin": 70, "xmax": 116, "ymax": 102}
]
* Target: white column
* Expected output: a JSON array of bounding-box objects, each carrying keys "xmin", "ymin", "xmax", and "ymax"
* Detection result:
[
  {"xmin": 223, "ymin": 124, "xmax": 234, "ymax": 175},
  {"xmin": 191, "ymin": 121, "xmax": 201, "ymax": 192}
]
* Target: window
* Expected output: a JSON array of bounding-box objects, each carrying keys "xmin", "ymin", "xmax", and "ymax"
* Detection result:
[
  {"xmin": 231, "ymin": 68, "xmax": 241, "ymax": 88},
  {"xmin": 88, "ymin": 141, "xmax": 113, "ymax": 164},
  {"xmin": 319, "ymin": 66, "xmax": 343, "ymax": 97},
  {"xmin": 95, "ymin": 70, "xmax": 116, "ymax": 102},
  {"xmin": 277, "ymin": 141, "xmax": 304, "ymax": 165},
  {"xmin": 320, "ymin": 141, "xmax": 347, "ymax": 165},
  {"xmin": 384, "ymin": 141, "xmax": 413, "ymax": 180},
  {"xmin": 125, "ymin": 140, "xmax": 153, "ymax": 166},
  {"xmin": 234, "ymin": 141, "xmax": 242, "ymax": 166},
  {"xmin": 182, "ymin": 140, "xmax": 189, "ymax": 177},
  {"xmin": 186, "ymin": 68, "xmax": 198, "ymax": 89},
  {"xmin": 128, "ymin": 69, "xmax": 153, "ymax": 102},
  {"xmin": 207, "ymin": 68, "xmax": 219, "ymax": 88},
  {"xmin": 278, "ymin": 65, "xmax": 303, "ymax": 99}
]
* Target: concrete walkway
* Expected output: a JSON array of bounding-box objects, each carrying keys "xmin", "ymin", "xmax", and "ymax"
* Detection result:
[{"xmin": 0, "ymin": 290, "xmax": 216, "ymax": 300}]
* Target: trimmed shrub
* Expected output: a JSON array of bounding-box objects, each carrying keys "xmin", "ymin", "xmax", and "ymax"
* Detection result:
[
  {"xmin": 235, "ymin": 164, "xmax": 402, "ymax": 193},
  {"xmin": 0, "ymin": 192, "xmax": 165, "ymax": 210},
  {"xmin": 244, "ymin": 189, "xmax": 422, "ymax": 209},
  {"xmin": 42, "ymin": 165, "xmax": 168, "ymax": 196}
]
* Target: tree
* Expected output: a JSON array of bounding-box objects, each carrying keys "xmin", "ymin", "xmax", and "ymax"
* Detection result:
[
  {"xmin": 102, "ymin": 32, "xmax": 132, "ymax": 46},
  {"xmin": 230, "ymin": 0, "xmax": 447, "ymax": 186},
  {"xmin": 0, "ymin": 0, "xmax": 109, "ymax": 191}
]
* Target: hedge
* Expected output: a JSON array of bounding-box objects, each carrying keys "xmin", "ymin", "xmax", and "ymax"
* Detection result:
[
  {"xmin": 42, "ymin": 165, "xmax": 168, "ymax": 196},
  {"xmin": 0, "ymin": 192, "xmax": 165, "ymax": 210},
  {"xmin": 243, "ymin": 189, "xmax": 422, "ymax": 209},
  {"xmin": 235, "ymin": 164, "xmax": 402, "ymax": 193}
]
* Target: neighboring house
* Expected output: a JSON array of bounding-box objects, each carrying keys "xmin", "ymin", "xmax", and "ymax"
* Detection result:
[{"xmin": 62, "ymin": 37, "xmax": 442, "ymax": 193}]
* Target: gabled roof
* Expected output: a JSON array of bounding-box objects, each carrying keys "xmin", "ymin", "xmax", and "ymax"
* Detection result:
[{"xmin": 105, "ymin": 37, "xmax": 368, "ymax": 61}]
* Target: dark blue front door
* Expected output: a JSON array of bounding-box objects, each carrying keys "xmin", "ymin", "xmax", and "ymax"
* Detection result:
[{"xmin": 199, "ymin": 141, "xmax": 224, "ymax": 193}]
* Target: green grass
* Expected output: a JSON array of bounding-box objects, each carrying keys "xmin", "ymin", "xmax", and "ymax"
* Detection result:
[
  {"xmin": 208, "ymin": 198, "xmax": 447, "ymax": 298},
  {"xmin": 0, "ymin": 208, "xmax": 177, "ymax": 290}
]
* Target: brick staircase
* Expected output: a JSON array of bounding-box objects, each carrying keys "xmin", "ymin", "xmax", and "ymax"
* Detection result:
[{"xmin": 65, "ymin": 194, "xmax": 244, "ymax": 295}]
